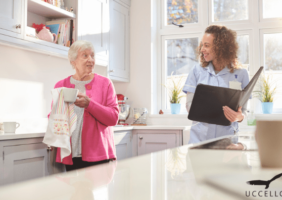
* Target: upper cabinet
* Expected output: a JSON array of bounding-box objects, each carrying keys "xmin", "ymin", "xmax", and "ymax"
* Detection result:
[
  {"xmin": 109, "ymin": 0, "xmax": 130, "ymax": 82},
  {"xmin": 0, "ymin": 0, "xmax": 130, "ymax": 82},
  {"xmin": 114, "ymin": 0, "xmax": 131, "ymax": 7},
  {"xmin": 0, "ymin": 0, "xmax": 24, "ymax": 38},
  {"xmin": 78, "ymin": 0, "xmax": 109, "ymax": 67}
]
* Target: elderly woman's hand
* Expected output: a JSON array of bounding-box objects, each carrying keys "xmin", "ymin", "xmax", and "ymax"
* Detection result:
[
  {"xmin": 223, "ymin": 106, "xmax": 244, "ymax": 122},
  {"xmin": 74, "ymin": 93, "xmax": 90, "ymax": 108}
]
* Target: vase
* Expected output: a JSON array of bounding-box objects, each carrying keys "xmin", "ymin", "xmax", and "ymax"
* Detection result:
[
  {"xmin": 170, "ymin": 103, "xmax": 181, "ymax": 114},
  {"xmin": 261, "ymin": 102, "xmax": 273, "ymax": 114}
]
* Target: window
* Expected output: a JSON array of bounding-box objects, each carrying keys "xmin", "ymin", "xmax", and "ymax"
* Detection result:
[
  {"xmin": 261, "ymin": 30, "xmax": 282, "ymax": 111},
  {"xmin": 237, "ymin": 34, "xmax": 250, "ymax": 70},
  {"xmin": 166, "ymin": 0, "xmax": 199, "ymax": 25},
  {"xmin": 212, "ymin": 0, "xmax": 248, "ymax": 22},
  {"xmin": 164, "ymin": 36, "xmax": 199, "ymax": 110},
  {"xmin": 262, "ymin": 0, "xmax": 282, "ymax": 19},
  {"xmin": 156, "ymin": 0, "xmax": 282, "ymax": 114}
]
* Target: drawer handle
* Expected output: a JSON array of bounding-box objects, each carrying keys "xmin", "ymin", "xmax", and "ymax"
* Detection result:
[
  {"xmin": 109, "ymin": 70, "xmax": 114, "ymax": 73},
  {"xmin": 16, "ymin": 24, "xmax": 21, "ymax": 29},
  {"xmin": 47, "ymin": 146, "xmax": 53, "ymax": 151},
  {"xmin": 139, "ymin": 136, "xmax": 143, "ymax": 140}
]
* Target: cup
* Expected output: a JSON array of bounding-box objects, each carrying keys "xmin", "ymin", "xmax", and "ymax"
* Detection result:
[
  {"xmin": 255, "ymin": 120, "xmax": 282, "ymax": 168},
  {"xmin": 62, "ymin": 88, "xmax": 79, "ymax": 103},
  {"xmin": 3, "ymin": 122, "xmax": 20, "ymax": 133}
]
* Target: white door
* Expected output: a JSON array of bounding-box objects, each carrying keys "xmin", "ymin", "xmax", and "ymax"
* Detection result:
[
  {"xmin": 138, "ymin": 133, "xmax": 176, "ymax": 156},
  {"xmin": 78, "ymin": 0, "xmax": 109, "ymax": 65},
  {"xmin": 109, "ymin": 0, "xmax": 130, "ymax": 80},
  {"xmin": 0, "ymin": 0, "xmax": 23, "ymax": 37}
]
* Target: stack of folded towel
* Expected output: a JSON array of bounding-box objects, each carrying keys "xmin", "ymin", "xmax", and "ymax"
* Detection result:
[{"xmin": 43, "ymin": 88, "xmax": 77, "ymax": 161}]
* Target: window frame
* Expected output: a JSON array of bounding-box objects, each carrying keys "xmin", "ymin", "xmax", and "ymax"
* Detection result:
[{"xmin": 156, "ymin": 0, "xmax": 282, "ymax": 114}]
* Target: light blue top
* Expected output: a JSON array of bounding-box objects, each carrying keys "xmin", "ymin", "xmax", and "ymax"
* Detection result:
[{"xmin": 183, "ymin": 62, "xmax": 250, "ymax": 144}]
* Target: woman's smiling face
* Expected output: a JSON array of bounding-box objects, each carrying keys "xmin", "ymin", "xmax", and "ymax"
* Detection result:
[
  {"xmin": 200, "ymin": 33, "xmax": 216, "ymax": 62},
  {"xmin": 73, "ymin": 48, "xmax": 95, "ymax": 75}
]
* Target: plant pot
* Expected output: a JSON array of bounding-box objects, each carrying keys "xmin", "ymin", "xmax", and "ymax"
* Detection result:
[
  {"xmin": 261, "ymin": 102, "xmax": 273, "ymax": 114},
  {"xmin": 170, "ymin": 103, "xmax": 181, "ymax": 114}
]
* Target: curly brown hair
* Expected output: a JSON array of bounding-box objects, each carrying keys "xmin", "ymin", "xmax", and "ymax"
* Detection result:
[{"xmin": 198, "ymin": 25, "xmax": 241, "ymax": 73}]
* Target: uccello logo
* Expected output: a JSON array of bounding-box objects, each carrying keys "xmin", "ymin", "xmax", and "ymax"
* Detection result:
[{"xmin": 245, "ymin": 173, "xmax": 282, "ymax": 198}]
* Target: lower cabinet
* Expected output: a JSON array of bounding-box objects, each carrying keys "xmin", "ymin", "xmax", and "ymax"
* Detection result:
[
  {"xmin": 132, "ymin": 130, "xmax": 183, "ymax": 156},
  {"xmin": 0, "ymin": 137, "xmax": 65, "ymax": 186},
  {"xmin": 114, "ymin": 130, "xmax": 132, "ymax": 161}
]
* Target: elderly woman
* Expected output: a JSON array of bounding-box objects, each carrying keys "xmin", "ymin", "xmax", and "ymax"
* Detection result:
[
  {"xmin": 183, "ymin": 25, "xmax": 249, "ymax": 149},
  {"xmin": 53, "ymin": 40, "xmax": 119, "ymax": 171}
]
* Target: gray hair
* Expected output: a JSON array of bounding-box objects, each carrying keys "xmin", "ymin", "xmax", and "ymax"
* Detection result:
[{"xmin": 68, "ymin": 40, "xmax": 95, "ymax": 68}]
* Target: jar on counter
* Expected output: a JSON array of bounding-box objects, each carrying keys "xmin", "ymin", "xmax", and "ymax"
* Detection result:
[{"xmin": 133, "ymin": 108, "xmax": 148, "ymax": 124}]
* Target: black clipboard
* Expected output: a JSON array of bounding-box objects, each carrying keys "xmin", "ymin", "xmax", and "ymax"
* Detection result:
[{"xmin": 188, "ymin": 67, "xmax": 264, "ymax": 126}]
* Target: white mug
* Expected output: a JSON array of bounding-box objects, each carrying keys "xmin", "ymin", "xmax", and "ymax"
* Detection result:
[
  {"xmin": 63, "ymin": 88, "xmax": 79, "ymax": 103},
  {"xmin": 3, "ymin": 122, "xmax": 20, "ymax": 133}
]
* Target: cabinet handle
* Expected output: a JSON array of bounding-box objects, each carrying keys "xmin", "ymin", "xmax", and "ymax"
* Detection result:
[
  {"xmin": 16, "ymin": 24, "xmax": 21, "ymax": 29},
  {"xmin": 109, "ymin": 70, "xmax": 114, "ymax": 73},
  {"xmin": 47, "ymin": 146, "xmax": 53, "ymax": 151},
  {"xmin": 139, "ymin": 136, "xmax": 143, "ymax": 140}
]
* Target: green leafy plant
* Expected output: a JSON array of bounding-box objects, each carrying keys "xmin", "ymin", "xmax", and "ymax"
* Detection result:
[
  {"xmin": 253, "ymin": 73, "xmax": 277, "ymax": 102},
  {"xmin": 164, "ymin": 72, "xmax": 186, "ymax": 104}
]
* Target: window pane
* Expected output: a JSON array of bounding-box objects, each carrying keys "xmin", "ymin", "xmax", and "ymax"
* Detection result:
[
  {"xmin": 166, "ymin": 0, "xmax": 198, "ymax": 25},
  {"xmin": 264, "ymin": 33, "xmax": 282, "ymax": 71},
  {"xmin": 213, "ymin": 0, "xmax": 248, "ymax": 22},
  {"xmin": 263, "ymin": 33, "xmax": 282, "ymax": 110},
  {"xmin": 263, "ymin": 0, "xmax": 282, "ymax": 19},
  {"xmin": 165, "ymin": 38, "xmax": 198, "ymax": 110},
  {"xmin": 237, "ymin": 35, "xmax": 249, "ymax": 70}
]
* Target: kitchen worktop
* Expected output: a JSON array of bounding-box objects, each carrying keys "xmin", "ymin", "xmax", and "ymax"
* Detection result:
[
  {"xmin": 0, "ymin": 135, "xmax": 275, "ymax": 200},
  {"xmin": 0, "ymin": 125, "xmax": 192, "ymax": 140}
]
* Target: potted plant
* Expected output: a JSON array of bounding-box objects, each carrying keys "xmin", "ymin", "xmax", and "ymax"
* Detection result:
[
  {"xmin": 164, "ymin": 73, "xmax": 186, "ymax": 114},
  {"xmin": 253, "ymin": 73, "xmax": 277, "ymax": 114}
]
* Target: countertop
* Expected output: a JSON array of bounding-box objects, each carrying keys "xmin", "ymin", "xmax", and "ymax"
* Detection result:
[
  {"xmin": 0, "ymin": 136, "xmax": 275, "ymax": 200},
  {"xmin": 0, "ymin": 125, "xmax": 192, "ymax": 141}
]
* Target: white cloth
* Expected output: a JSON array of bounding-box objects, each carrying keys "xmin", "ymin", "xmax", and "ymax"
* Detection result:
[{"xmin": 43, "ymin": 88, "xmax": 78, "ymax": 161}]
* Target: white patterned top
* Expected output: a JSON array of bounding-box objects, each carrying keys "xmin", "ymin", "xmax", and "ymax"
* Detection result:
[{"xmin": 70, "ymin": 77, "xmax": 92, "ymax": 158}]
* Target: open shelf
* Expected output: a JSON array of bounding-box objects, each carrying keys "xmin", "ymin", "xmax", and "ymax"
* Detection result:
[{"xmin": 28, "ymin": 0, "xmax": 76, "ymax": 19}]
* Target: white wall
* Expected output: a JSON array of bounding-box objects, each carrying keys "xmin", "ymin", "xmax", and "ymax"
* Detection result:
[
  {"xmin": 0, "ymin": 44, "xmax": 74, "ymax": 121},
  {"xmin": 113, "ymin": 0, "xmax": 152, "ymax": 113}
]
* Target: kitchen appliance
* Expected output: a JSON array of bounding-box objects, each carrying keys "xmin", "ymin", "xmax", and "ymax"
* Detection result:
[{"xmin": 117, "ymin": 94, "xmax": 130, "ymax": 125}]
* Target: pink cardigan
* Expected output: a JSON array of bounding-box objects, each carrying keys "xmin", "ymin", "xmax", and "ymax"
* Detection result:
[{"xmin": 52, "ymin": 74, "xmax": 119, "ymax": 165}]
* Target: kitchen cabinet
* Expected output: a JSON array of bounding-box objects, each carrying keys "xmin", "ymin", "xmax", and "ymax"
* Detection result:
[
  {"xmin": 0, "ymin": 0, "xmax": 131, "ymax": 82},
  {"xmin": 132, "ymin": 130, "xmax": 183, "ymax": 156},
  {"xmin": 109, "ymin": 0, "xmax": 130, "ymax": 82},
  {"xmin": 114, "ymin": 130, "xmax": 132, "ymax": 160},
  {"xmin": 0, "ymin": 137, "xmax": 64, "ymax": 186},
  {"xmin": 78, "ymin": 0, "xmax": 109, "ymax": 66},
  {"xmin": 114, "ymin": 0, "xmax": 131, "ymax": 7},
  {"xmin": 0, "ymin": 0, "xmax": 24, "ymax": 38}
]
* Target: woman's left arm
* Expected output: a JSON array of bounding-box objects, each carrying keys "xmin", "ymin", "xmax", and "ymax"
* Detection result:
[{"xmin": 75, "ymin": 82, "xmax": 119, "ymax": 126}]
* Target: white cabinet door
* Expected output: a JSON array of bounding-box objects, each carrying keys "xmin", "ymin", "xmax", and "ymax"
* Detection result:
[
  {"xmin": 109, "ymin": 0, "xmax": 130, "ymax": 81},
  {"xmin": 114, "ymin": 130, "xmax": 132, "ymax": 160},
  {"xmin": 2, "ymin": 143, "xmax": 49, "ymax": 185},
  {"xmin": 114, "ymin": 0, "xmax": 131, "ymax": 7},
  {"xmin": 0, "ymin": 0, "xmax": 23, "ymax": 38},
  {"xmin": 137, "ymin": 133, "xmax": 176, "ymax": 156},
  {"xmin": 78, "ymin": 0, "xmax": 109, "ymax": 66}
]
